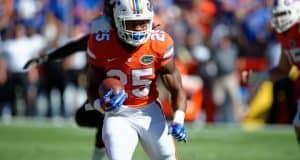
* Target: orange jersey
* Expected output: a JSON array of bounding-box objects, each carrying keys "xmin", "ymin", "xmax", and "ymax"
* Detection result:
[
  {"xmin": 276, "ymin": 23, "xmax": 300, "ymax": 69},
  {"xmin": 87, "ymin": 30, "xmax": 174, "ymax": 107}
]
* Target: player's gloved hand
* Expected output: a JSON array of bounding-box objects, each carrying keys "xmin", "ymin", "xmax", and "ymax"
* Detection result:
[
  {"xmin": 168, "ymin": 110, "xmax": 187, "ymax": 143},
  {"xmin": 23, "ymin": 55, "xmax": 48, "ymax": 70},
  {"xmin": 94, "ymin": 88, "xmax": 127, "ymax": 113},
  {"xmin": 168, "ymin": 122, "xmax": 187, "ymax": 143}
]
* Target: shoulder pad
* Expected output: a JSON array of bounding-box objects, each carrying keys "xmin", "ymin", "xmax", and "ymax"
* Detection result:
[
  {"xmin": 150, "ymin": 30, "xmax": 174, "ymax": 56},
  {"xmin": 90, "ymin": 15, "xmax": 112, "ymax": 33}
]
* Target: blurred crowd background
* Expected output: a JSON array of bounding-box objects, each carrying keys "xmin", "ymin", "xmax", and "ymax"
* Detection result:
[{"xmin": 0, "ymin": 0, "xmax": 297, "ymax": 126}]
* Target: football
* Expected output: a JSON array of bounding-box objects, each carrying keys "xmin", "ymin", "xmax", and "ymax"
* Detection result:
[{"xmin": 98, "ymin": 77, "xmax": 124, "ymax": 98}]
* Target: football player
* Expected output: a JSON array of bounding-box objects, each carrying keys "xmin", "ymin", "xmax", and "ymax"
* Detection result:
[
  {"xmin": 86, "ymin": 0, "xmax": 187, "ymax": 159},
  {"xmin": 23, "ymin": 1, "xmax": 114, "ymax": 160},
  {"xmin": 244, "ymin": 0, "xmax": 300, "ymax": 146}
]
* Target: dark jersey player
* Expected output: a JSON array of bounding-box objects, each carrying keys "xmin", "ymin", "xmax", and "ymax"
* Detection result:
[
  {"xmin": 244, "ymin": 0, "xmax": 300, "ymax": 147},
  {"xmin": 23, "ymin": 1, "xmax": 114, "ymax": 160}
]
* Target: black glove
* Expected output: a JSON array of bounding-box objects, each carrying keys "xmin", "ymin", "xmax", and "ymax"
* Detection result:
[{"xmin": 23, "ymin": 55, "xmax": 48, "ymax": 70}]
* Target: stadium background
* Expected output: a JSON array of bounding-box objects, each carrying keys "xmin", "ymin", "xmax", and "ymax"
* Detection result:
[{"xmin": 0, "ymin": 0, "xmax": 299, "ymax": 159}]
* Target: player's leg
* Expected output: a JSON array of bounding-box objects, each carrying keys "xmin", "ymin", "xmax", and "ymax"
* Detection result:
[
  {"xmin": 74, "ymin": 100, "xmax": 106, "ymax": 160},
  {"xmin": 102, "ymin": 113, "xmax": 139, "ymax": 160},
  {"xmin": 295, "ymin": 126, "xmax": 300, "ymax": 146},
  {"xmin": 75, "ymin": 100, "xmax": 104, "ymax": 127},
  {"xmin": 293, "ymin": 99, "xmax": 300, "ymax": 148},
  {"xmin": 138, "ymin": 101, "xmax": 177, "ymax": 160}
]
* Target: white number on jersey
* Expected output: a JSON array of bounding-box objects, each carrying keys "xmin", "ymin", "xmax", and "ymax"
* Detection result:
[
  {"xmin": 150, "ymin": 30, "xmax": 165, "ymax": 41},
  {"xmin": 106, "ymin": 68, "xmax": 153, "ymax": 97},
  {"xmin": 96, "ymin": 31, "xmax": 110, "ymax": 41}
]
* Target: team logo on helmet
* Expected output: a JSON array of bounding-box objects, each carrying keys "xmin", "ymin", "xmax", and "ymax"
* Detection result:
[{"xmin": 140, "ymin": 55, "xmax": 154, "ymax": 65}]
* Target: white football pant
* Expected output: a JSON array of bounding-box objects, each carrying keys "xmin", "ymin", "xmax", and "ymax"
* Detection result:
[{"xmin": 102, "ymin": 100, "xmax": 177, "ymax": 160}]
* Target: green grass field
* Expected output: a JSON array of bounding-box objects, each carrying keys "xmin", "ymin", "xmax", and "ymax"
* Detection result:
[{"xmin": 0, "ymin": 119, "xmax": 299, "ymax": 160}]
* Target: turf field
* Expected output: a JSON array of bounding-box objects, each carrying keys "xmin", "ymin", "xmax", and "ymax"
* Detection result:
[{"xmin": 0, "ymin": 119, "xmax": 299, "ymax": 160}]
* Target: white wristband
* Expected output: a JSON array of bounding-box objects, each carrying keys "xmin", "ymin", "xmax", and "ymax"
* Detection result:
[
  {"xmin": 93, "ymin": 99, "xmax": 105, "ymax": 114},
  {"xmin": 173, "ymin": 110, "xmax": 185, "ymax": 125}
]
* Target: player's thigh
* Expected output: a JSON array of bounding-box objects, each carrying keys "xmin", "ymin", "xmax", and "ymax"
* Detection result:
[
  {"xmin": 141, "ymin": 124, "xmax": 176, "ymax": 160},
  {"xmin": 75, "ymin": 100, "xmax": 104, "ymax": 127},
  {"xmin": 139, "ymin": 102, "xmax": 176, "ymax": 160},
  {"xmin": 102, "ymin": 115, "xmax": 139, "ymax": 160}
]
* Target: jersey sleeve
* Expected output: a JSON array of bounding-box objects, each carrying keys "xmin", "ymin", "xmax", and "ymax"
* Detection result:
[
  {"xmin": 87, "ymin": 34, "xmax": 106, "ymax": 67},
  {"xmin": 152, "ymin": 31, "xmax": 175, "ymax": 68}
]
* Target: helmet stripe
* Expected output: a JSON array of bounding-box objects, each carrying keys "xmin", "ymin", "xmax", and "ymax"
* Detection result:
[{"xmin": 132, "ymin": 0, "xmax": 143, "ymax": 14}]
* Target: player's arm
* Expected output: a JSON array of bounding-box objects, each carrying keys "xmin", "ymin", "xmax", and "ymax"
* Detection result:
[
  {"xmin": 86, "ymin": 63, "xmax": 105, "ymax": 106},
  {"xmin": 159, "ymin": 60, "xmax": 187, "ymax": 142},
  {"xmin": 159, "ymin": 60, "xmax": 187, "ymax": 114},
  {"xmin": 269, "ymin": 50, "xmax": 293, "ymax": 81},
  {"xmin": 23, "ymin": 34, "xmax": 90, "ymax": 69},
  {"xmin": 243, "ymin": 49, "xmax": 294, "ymax": 102},
  {"xmin": 245, "ymin": 50, "xmax": 292, "ymax": 84},
  {"xmin": 86, "ymin": 63, "xmax": 127, "ymax": 113}
]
